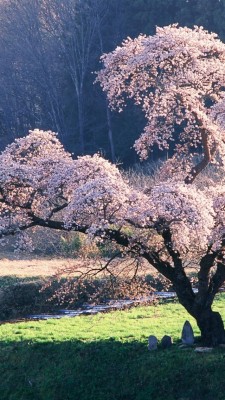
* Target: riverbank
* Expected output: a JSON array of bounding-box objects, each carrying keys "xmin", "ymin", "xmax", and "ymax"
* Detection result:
[{"xmin": 0, "ymin": 255, "xmax": 171, "ymax": 321}]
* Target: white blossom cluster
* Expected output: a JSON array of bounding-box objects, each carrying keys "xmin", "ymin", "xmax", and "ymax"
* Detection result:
[
  {"xmin": 148, "ymin": 182, "xmax": 215, "ymax": 254},
  {"xmin": 1, "ymin": 129, "xmax": 225, "ymax": 256},
  {"xmin": 97, "ymin": 25, "xmax": 225, "ymax": 170}
]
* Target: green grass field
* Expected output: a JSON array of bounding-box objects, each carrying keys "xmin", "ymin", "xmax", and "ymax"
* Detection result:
[{"xmin": 0, "ymin": 296, "xmax": 225, "ymax": 400}]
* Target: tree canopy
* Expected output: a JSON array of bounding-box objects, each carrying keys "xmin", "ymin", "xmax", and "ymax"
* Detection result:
[{"xmin": 97, "ymin": 24, "xmax": 225, "ymax": 182}]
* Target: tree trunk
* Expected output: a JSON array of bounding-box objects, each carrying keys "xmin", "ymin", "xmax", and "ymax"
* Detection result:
[
  {"xmin": 77, "ymin": 92, "xmax": 85, "ymax": 154},
  {"xmin": 106, "ymin": 104, "xmax": 116, "ymax": 163},
  {"xmin": 172, "ymin": 275, "xmax": 225, "ymax": 347},
  {"xmin": 196, "ymin": 308, "xmax": 225, "ymax": 346}
]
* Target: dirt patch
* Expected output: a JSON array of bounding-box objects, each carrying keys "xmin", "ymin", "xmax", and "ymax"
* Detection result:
[
  {"xmin": 0, "ymin": 256, "xmax": 80, "ymax": 278},
  {"xmin": 0, "ymin": 253, "xmax": 162, "ymax": 279}
]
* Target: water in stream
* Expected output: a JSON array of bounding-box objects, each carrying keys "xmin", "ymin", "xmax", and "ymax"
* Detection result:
[{"xmin": 28, "ymin": 291, "xmax": 177, "ymax": 320}]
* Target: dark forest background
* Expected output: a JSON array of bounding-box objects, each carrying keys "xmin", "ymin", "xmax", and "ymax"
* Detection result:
[{"xmin": 0, "ymin": 0, "xmax": 225, "ymax": 166}]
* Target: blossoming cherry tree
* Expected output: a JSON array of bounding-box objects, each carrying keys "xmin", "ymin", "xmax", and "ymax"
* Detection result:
[{"xmin": 2, "ymin": 25, "xmax": 225, "ymax": 345}]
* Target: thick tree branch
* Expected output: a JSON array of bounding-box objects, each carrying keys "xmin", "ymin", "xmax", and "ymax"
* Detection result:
[
  {"xmin": 194, "ymin": 248, "xmax": 217, "ymax": 309},
  {"xmin": 161, "ymin": 227, "xmax": 196, "ymax": 312},
  {"xmin": 208, "ymin": 261, "xmax": 225, "ymax": 298},
  {"xmin": 185, "ymin": 113, "xmax": 216, "ymax": 184}
]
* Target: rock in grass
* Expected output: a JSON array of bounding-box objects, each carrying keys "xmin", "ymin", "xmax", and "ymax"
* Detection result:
[
  {"xmin": 161, "ymin": 335, "xmax": 173, "ymax": 348},
  {"xmin": 194, "ymin": 347, "xmax": 213, "ymax": 353},
  {"xmin": 181, "ymin": 320, "xmax": 194, "ymax": 345},
  {"xmin": 148, "ymin": 335, "xmax": 158, "ymax": 350}
]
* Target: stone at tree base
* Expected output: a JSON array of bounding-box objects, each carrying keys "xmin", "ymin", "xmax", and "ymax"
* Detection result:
[
  {"xmin": 181, "ymin": 320, "xmax": 195, "ymax": 345},
  {"xmin": 161, "ymin": 335, "xmax": 173, "ymax": 348},
  {"xmin": 194, "ymin": 347, "xmax": 213, "ymax": 353},
  {"xmin": 148, "ymin": 335, "xmax": 158, "ymax": 350}
]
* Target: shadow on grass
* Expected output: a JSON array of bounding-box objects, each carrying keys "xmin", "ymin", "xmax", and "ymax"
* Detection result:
[{"xmin": 0, "ymin": 338, "xmax": 224, "ymax": 400}]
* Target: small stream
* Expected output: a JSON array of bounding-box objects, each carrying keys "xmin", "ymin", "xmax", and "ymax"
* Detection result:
[{"xmin": 28, "ymin": 291, "xmax": 177, "ymax": 320}]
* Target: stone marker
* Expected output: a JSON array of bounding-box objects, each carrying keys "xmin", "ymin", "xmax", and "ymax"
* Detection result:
[
  {"xmin": 161, "ymin": 335, "xmax": 173, "ymax": 349},
  {"xmin": 195, "ymin": 347, "xmax": 213, "ymax": 353},
  {"xmin": 148, "ymin": 335, "xmax": 158, "ymax": 350},
  {"xmin": 181, "ymin": 320, "xmax": 194, "ymax": 345}
]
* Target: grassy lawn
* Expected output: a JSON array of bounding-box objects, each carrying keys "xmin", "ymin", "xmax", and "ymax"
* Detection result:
[{"xmin": 0, "ymin": 296, "xmax": 225, "ymax": 400}]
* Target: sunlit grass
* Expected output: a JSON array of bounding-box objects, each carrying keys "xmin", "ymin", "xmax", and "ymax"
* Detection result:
[
  {"xmin": 0, "ymin": 298, "xmax": 199, "ymax": 344},
  {"xmin": 0, "ymin": 296, "xmax": 225, "ymax": 399}
]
